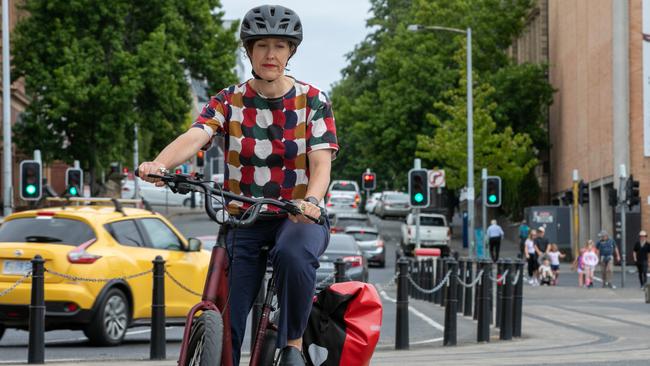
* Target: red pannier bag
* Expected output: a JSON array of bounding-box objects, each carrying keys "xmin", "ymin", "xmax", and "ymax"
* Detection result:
[{"xmin": 302, "ymin": 282, "xmax": 383, "ymax": 366}]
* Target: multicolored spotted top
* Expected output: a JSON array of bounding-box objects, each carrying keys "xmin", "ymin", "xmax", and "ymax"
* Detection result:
[{"xmin": 191, "ymin": 79, "xmax": 339, "ymax": 213}]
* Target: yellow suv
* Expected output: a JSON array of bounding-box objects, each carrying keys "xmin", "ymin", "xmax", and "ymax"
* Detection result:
[{"xmin": 0, "ymin": 198, "xmax": 210, "ymax": 345}]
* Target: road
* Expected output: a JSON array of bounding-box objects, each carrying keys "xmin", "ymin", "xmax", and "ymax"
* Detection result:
[{"xmin": 2, "ymin": 211, "xmax": 649, "ymax": 365}]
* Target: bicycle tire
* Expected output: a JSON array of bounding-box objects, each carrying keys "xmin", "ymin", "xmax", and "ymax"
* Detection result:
[{"xmin": 185, "ymin": 310, "xmax": 223, "ymax": 366}]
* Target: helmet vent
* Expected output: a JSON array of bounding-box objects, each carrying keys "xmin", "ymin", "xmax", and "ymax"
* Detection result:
[
  {"xmin": 270, "ymin": 7, "xmax": 276, "ymax": 16},
  {"xmin": 279, "ymin": 23, "xmax": 288, "ymax": 30}
]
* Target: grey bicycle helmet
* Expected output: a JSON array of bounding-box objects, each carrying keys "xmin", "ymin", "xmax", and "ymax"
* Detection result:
[{"xmin": 240, "ymin": 5, "xmax": 303, "ymax": 46}]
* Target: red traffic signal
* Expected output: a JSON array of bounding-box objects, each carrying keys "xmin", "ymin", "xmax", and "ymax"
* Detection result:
[
  {"xmin": 362, "ymin": 172, "xmax": 376, "ymax": 190},
  {"xmin": 196, "ymin": 151, "xmax": 205, "ymax": 168}
]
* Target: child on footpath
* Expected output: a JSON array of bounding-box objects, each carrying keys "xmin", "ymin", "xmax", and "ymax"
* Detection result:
[
  {"xmin": 582, "ymin": 240, "xmax": 599, "ymax": 288},
  {"xmin": 573, "ymin": 245, "xmax": 586, "ymax": 287},
  {"xmin": 546, "ymin": 244, "xmax": 566, "ymax": 285},
  {"xmin": 538, "ymin": 258, "xmax": 555, "ymax": 286}
]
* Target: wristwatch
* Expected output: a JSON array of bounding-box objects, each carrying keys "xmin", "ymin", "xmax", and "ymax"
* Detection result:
[{"xmin": 303, "ymin": 196, "xmax": 319, "ymax": 206}]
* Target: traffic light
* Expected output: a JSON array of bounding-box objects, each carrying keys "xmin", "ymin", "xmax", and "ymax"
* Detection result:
[
  {"xmin": 196, "ymin": 151, "xmax": 205, "ymax": 168},
  {"xmin": 608, "ymin": 187, "xmax": 617, "ymax": 207},
  {"xmin": 19, "ymin": 160, "xmax": 42, "ymax": 201},
  {"xmin": 408, "ymin": 169, "xmax": 429, "ymax": 207},
  {"xmin": 578, "ymin": 180, "xmax": 589, "ymax": 205},
  {"xmin": 361, "ymin": 172, "xmax": 376, "ymax": 190},
  {"xmin": 626, "ymin": 175, "xmax": 640, "ymax": 208},
  {"xmin": 485, "ymin": 176, "xmax": 502, "ymax": 207},
  {"xmin": 65, "ymin": 168, "xmax": 83, "ymax": 197},
  {"xmin": 561, "ymin": 190, "xmax": 574, "ymax": 206}
]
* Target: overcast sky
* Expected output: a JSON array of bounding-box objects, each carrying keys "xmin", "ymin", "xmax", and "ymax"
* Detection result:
[{"xmin": 219, "ymin": 1, "xmax": 373, "ymax": 93}]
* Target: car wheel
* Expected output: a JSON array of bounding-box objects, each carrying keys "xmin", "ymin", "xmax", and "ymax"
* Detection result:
[
  {"xmin": 0, "ymin": 324, "xmax": 5, "ymax": 341},
  {"xmin": 85, "ymin": 288, "xmax": 129, "ymax": 346}
]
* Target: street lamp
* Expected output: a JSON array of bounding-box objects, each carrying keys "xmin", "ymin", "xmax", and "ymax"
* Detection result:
[{"xmin": 408, "ymin": 24, "xmax": 475, "ymax": 257}]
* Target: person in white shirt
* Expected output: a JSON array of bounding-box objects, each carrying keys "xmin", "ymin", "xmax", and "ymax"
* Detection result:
[
  {"xmin": 487, "ymin": 219, "xmax": 505, "ymax": 262},
  {"xmin": 545, "ymin": 243, "xmax": 566, "ymax": 285}
]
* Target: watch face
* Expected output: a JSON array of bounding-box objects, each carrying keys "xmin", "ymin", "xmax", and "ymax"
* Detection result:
[{"xmin": 305, "ymin": 196, "xmax": 319, "ymax": 205}]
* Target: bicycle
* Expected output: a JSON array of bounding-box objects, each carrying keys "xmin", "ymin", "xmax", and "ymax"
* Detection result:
[{"xmin": 136, "ymin": 169, "xmax": 325, "ymax": 366}]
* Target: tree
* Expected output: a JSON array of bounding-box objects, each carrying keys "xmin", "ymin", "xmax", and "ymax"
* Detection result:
[{"xmin": 11, "ymin": 0, "xmax": 238, "ymax": 190}]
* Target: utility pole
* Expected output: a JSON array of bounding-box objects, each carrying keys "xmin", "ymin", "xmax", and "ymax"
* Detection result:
[
  {"xmin": 572, "ymin": 170, "xmax": 580, "ymax": 259},
  {"xmin": 619, "ymin": 164, "xmax": 627, "ymax": 288},
  {"xmin": 133, "ymin": 124, "xmax": 139, "ymax": 199},
  {"xmin": 481, "ymin": 168, "xmax": 487, "ymax": 259},
  {"xmin": 2, "ymin": 0, "xmax": 13, "ymax": 216}
]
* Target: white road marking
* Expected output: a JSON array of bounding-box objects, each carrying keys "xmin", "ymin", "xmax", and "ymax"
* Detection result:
[{"xmin": 376, "ymin": 285, "xmax": 444, "ymax": 331}]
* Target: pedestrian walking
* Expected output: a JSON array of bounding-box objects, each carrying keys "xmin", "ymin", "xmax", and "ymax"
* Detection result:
[
  {"xmin": 525, "ymin": 230, "xmax": 540, "ymax": 286},
  {"xmin": 596, "ymin": 230, "xmax": 620, "ymax": 289},
  {"xmin": 519, "ymin": 220, "xmax": 530, "ymax": 258},
  {"xmin": 534, "ymin": 226, "xmax": 550, "ymax": 259},
  {"xmin": 632, "ymin": 230, "xmax": 650, "ymax": 288},
  {"xmin": 546, "ymin": 244, "xmax": 566, "ymax": 285},
  {"xmin": 487, "ymin": 219, "xmax": 505, "ymax": 262},
  {"xmin": 582, "ymin": 240, "xmax": 599, "ymax": 288}
]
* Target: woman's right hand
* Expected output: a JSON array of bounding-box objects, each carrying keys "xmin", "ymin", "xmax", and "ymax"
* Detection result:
[{"xmin": 137, "ymin": 161, "xmax": 167, "ymax": 186}]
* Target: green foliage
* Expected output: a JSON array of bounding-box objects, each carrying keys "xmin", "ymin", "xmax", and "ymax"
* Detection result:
[
  {"xmin": 331, "ymin": 0, "xmax": 553, "ymax": 214},
  {"xmin": 11, "ymin": 0, "xmax": 238, "ymax": 181}
]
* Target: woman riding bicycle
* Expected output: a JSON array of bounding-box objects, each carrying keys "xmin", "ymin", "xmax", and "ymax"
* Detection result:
[{"xmin": 138, "ymin": 5, "xmax": 337, "ymax": 365}]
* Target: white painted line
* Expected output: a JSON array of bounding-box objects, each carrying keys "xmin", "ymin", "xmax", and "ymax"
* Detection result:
[{"xmin": 376, "ymin": 284, "xmax": 444, "ymax": 331}]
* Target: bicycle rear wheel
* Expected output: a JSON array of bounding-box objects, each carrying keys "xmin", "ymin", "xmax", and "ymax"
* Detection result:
[{"xmin": 186, "ymin": 310, "xmax": 223, "ymax": 366}]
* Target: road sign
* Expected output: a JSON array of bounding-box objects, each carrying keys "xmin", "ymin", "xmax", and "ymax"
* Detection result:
[{"xmin": 428, "ymin": 169, "xmax": 445, "ymax": 188}]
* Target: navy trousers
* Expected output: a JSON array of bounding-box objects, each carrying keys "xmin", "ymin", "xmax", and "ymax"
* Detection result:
[{"xmin": 225, "ymin": 217, "xmax": 330, "ymax": 365}]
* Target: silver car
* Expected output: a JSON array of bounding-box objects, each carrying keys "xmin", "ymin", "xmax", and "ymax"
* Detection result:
[
  {"xmin": 375, "ymin": 191, "xmax": 410, "ymax": 219},
  {"xmin": 325, "ymin": 194, "xmax": 359, "ymax": 219},
  {"xmin": 345, "ymin": 226, "xmax": 385, "ymax": 268},
  {"xmin": 316, "ymin": 233, "xmax": 369, "ymax": 290},
  {"xmin": 365, "ymin": 192, "xmax": 382, "ymax": 214}
]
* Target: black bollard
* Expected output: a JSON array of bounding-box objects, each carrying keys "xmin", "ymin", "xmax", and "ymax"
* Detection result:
[
  {"xmin": 500, "ymin": 260, "xmax": 514, "ymax": 340},
  {"xmin": 477, "ymin": 260, "xmax": 491, "ymax": 342},
  {"xmin": 150, "ymin": 256, "xmax": 166, "ymax": 360},
  {"xmin": 443, "ymin": 259, "xmax": 458, "ymax": 346},
  {"xmin": 395, "ymin": 258, "xmax": 410, "ymax": 350},
  {"xmin": 434, "ymin": 257, "xmax": 442, "ymax": 304},
  {"xmin": 513, "ymin": 260, "xmax": 524, "ymax": 337},
  {"xmin": 495, "ymin": 259, "xmax": 506, "ymax": 328},
  {"xmin": 251, "ymin": 273, "xmax": 266, "ymax": 348},
  {"xmin": 473, "ymin": 259, "xmax": 479, "ymax": 320},
  {"xmin": 407, "ymin": 260, "xmax": 413, "ymax": 298},
  {"xmin": 488, "ymin": 261, "xmax": 494, "ymax": 326},
  {"xmin": 335, "ymin": 258, "xmax": 346, "ymax": 283},
  {"xmin": 416, "ymin": 260, "xmax": 423, "ymax": 300},
  {"xmin": 440, "ymin": 257, "xmax": 448, "ymax": 308},
  {"xmin": 464, "ymin": 259, "xmax": 474, "ymax": 317},
  {"xmin": 457, "ymin": 259, "xmax": 465, "ymax": 313},
  {"xmin": 28, "ymin": 255, "xmax": 45, "ymax": 364}
]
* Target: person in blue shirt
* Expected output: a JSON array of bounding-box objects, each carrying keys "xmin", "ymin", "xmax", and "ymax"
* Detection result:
[
  {"xmin": 596, "ymin": 230, "xmax": 621, "ymax": 288},
  {"xmin": 487, "ymin": 219, "xmax": 505, "ymax": 262}
]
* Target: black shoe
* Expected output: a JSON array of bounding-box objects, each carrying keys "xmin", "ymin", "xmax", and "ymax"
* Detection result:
[{"xmin": 278, "ymin": 346, "xmax": 306, "ymax": 366}]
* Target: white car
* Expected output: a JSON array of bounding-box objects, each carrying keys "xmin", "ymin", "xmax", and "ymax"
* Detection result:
[
  {"xmin": 121, "ymin": 179, "xmax": 203, "ymax": 206},
  {"xmin": 400, "ymin": 213, "xmax": 451, "ymax": 257},
  {"xmin": 365, "ymin": 192, "xmax": 382, "ymax": 214},
  {"xmin": 327, "ymin": 180, "xmax": 361, "ymax": 209}
]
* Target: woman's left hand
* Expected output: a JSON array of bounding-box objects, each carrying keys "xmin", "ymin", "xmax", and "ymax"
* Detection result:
[{"xmin": 289, "ymin": 200, "xmax": 321, "ymax": 224}]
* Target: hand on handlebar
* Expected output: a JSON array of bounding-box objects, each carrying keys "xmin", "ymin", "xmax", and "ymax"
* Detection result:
[
  {"xmin": 137, "ymin": 162, "xmax": 167, "ymax": 186},
  {"xmin": 289, "ymin": 200, "xmax": 322, "ymax": 225}
]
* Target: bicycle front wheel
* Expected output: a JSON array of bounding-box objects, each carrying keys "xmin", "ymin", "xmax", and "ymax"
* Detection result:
[{"xmin": 186, "ymin": 310, "xmax": 223, "ymax": 366}]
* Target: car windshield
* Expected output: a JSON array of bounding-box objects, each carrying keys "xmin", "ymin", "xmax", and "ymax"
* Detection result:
[
  {"xmin": 331, "ymin": 183, "xmax": 356, "ymax": 192},
  {"xmin": 326, "ymin": 235, "xmax": 357, "ymax": 253},
  {"xmin": 0, "ymin": 217, "xmax": 96, "ymax": 246},
  {"xmin": 385, "ymin": 193, "xmax": 408, "ymax": 202},
  {"xmin": 420, "ymin": 216, "xmax": 446, "ymax": 226},
  {"xmin": 347, "ymin": 231, "xmax": 378, "ymax": 241}
]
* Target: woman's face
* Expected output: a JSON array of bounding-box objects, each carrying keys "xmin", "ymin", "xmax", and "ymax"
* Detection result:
[{"xmin": 249, "ymin": 38, "xmax": 293, "ymax": 81}]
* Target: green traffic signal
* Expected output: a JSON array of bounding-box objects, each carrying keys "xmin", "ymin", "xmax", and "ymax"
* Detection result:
[
  {"xmin": 69, "ymin": 186, "xmax": 78, "ymax": 196},
  {"xmin": 25, "ymin": 184, "xmax": 37, "ymax": 195},
  {"xmin": 488, "ymin": 194, "xmax": 497, "ymax": 203},
  {"xmin": 414, "ymin": 193, "xmax": 424, "ymax": 203}
]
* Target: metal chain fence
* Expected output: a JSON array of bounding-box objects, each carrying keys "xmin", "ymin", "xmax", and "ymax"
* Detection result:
[
  {"xmin": 489, "ymin": 269, "xmax": 509, "ymax": 285},
  {"xmin": 407, "ymin": 269, "xmax": 452, "ymax": 295},
  {"xmin": 511, "ymin": 269, "xmax": 521, "ymax": 286},
  {"xmin": 44, "ymin": 267, "xmax": 153, "ymax": 282},
  {"xmin": 0, "ymin": 272, "xmax": 33, "ymax": 297},
  {"xmin": 458, "ymin": 269, "xmax": 484, "ymax": 288},
  {"xmin": 164, "ymin": 269, "xmax": 202, "ymax": 297}
]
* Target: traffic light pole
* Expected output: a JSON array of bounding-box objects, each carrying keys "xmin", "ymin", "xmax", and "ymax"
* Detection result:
[
  {"xmin": 414, "ymin": 160, "xmax": 421, "ymax": 250},
  {"xmin": 2, "ymin": 0, "xmax": 12, "ymax": 216},
  {"xmin": 619, "ymin": 165, "xmax": 627, "ymax": 288},
  {"xmin": 481, "ymin": 169, "xmax": 487, "ymax": 259},
  {"xmin": 133, "ymin": 124, "xmax": 140, "ymax": 200}
]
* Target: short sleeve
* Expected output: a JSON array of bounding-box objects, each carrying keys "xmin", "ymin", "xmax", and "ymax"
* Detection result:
[
  {"xmin": 191, "ymin": 90, "xmax": 230, "ymax": 140},
  {"xmin": 306, "ymin": 90, "xmax": 339, "ymax": 158}
]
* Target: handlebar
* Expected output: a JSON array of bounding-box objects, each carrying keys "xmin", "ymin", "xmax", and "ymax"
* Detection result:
[{"xmin": 134, "ymin": 168, "xmax": 326, "ymax": 227}]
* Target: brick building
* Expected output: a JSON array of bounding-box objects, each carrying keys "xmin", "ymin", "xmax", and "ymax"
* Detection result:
[{"xmin": 548, "ymin": 0, "xmax": 648, "ymax": 254}]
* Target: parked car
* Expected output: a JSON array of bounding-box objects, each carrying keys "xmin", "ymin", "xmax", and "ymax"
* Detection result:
[
  {"xmin": 325, "ymin": 194, "xmax": 359, "ymax": 219},
  {"xmin": 374, "ymin": 191, "xmax": 410, "ymax": 219},
  {"xmin": 316, "ymin": 233, "xmax": 368, "ymax": 290},
  {"xmin": 330, "ymin": 213, "xmax": 372, "ymax": 233},
  {"xmin": 400, "ymin": 212, "xmax": 451, "ymax": 257},
  {"xmin": 344, "ymin": 226, "xmax": 385, "ymax": 267},
  {"xmin": 121, "ymin": 179, "xmax": 203, "ymax": 207},
  {"xmin": 0, "ymin": 200, "xmax": 210, "ymax": 345},
  {"xmin": 365, "ymin": 192, "xmax": 382, "ymax": 214},
  {"xmin": 327, "ymin": 180, "xmax": 361, "ymax": 208}
]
